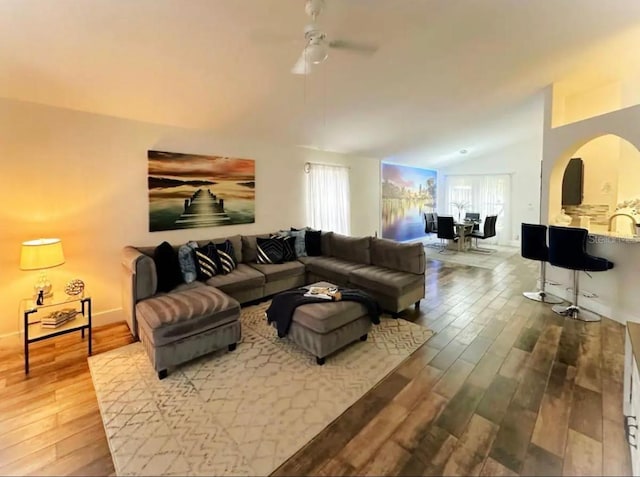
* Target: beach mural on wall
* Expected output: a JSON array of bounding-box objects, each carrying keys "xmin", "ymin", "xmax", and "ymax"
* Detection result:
[
  {"xmin": 382, "ymin": 163, "xmax": 437, "ymax": 241},
  {"xmin": 148, "ymin": 150, "xmax": 255, "ymax": 232}
]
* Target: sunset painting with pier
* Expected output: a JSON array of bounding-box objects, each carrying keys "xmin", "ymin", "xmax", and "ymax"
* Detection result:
[{"xmin": 148, "ymin": 150, "xmax": 255, "ymax": 231}]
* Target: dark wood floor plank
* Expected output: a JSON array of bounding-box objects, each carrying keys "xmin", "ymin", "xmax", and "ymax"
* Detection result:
[
  {"xmin": 337, "ymin": 402, "xmax": 409, "ymax": 469},
  {"xmin": 460, "ymin": 336, "xmax": 493, "ymax": 364},
  {"xmin": 432, "ymin": 359, "xmax": 474, "ymax": 398},
  {"xmin": 429, "ymin": 337, "xmax": 467, "ymax": 371},
  {"xmin": 392, "ymin": 392, "xmax": 447, "ymax": 449},
  {"xmin": 512, "ymin": 366, "xmax": 548, "ymax": 413},
  {"xmin": 562, "ymin": 429, "xmax": 602, "ymax": 476},
  {"xmin": 489, "ymin": 402, "xmax": 537, "ymax": 473},
  {"xmin": 476, "ymin": 374, "xmax": 518, "ymax": 425},
  {"xmin": 392, "ymin": 366, "xmax": 443, "ymax": 410},
  {"xmin": 521, "ymin": 443, "xmax": 564, "ymax": 476},
  {"xmin": 358, "ymin": 439, "xmax": 412, "ymax": 476},
  {"xmin": 568, "ymin": 385, "xmax": 603, "ymax": 442},
  {"xmin": 528, "ymin": 322, "xmax": 563, "ymax": 375},
  {"xmin": 556, "ymin": 319, "xmax": 581, "ymax": 367},
  {"xmin": 467, "ymin": 352, "xmax": 503, "ymax": 390},
  {"xmin": 514, "ymin": 326, "xmax": 542, "ymax": 352},
  {"xmin": 395, "ymin": 345, "xmax": 440, "ymax": 380},
  {"xmin": 442, "ymin": 414, "xmax": 498, "ymax": 476},
  {"xmin": 436, "ymin": 382, "xmax": 486, "ymax": 438},
  {"xmin": 574, "ymin": 323, "xmax": 602, "ymax": 393},
  {"xmin": 480, "ymin": 457, "xmax": 518, "ymax": 476},
  {"xmin": 530, "ymin": 361, "xmax": 576, "ymax": 457}
]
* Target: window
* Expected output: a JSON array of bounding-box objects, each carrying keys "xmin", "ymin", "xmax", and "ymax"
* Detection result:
[
  {"xmin": 305, "ymin": 163, "xmax": 350, "ymax": 235},
  {"xmin": 445, "ymin": 174, "xmax": 512, "ymax": 244}
]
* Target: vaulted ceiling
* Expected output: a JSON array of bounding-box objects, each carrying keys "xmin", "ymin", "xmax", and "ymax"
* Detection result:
[{"xmin": 2, "ymin": 0, "xmax": 640, "ymax": 165}]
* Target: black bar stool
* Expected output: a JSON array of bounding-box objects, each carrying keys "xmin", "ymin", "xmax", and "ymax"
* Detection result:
[
  {"xmin": 548, "ymin": 226, "xmax": 614, "ymax": 322},
  {"xmin": 520, "ymin": 223, "xmax": 563, "ymax": 304}
]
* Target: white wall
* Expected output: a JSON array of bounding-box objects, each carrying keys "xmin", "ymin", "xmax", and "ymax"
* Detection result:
[
  {"xmin": 0, "ymin": 98, "xmax": 380, "ymax": 336},
  {"xmin": 438, "ymin": 136, "xmax": 543, "ymax": 244}
]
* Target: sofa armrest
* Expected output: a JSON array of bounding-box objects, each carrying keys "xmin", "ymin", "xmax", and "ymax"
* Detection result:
[{"xmin": 121, "ymin": 246, "xmax": 157, "ymax": 337}]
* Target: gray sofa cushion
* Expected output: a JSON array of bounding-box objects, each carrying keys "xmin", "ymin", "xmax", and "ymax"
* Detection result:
[
  {"xmin": 296, "ymin": 256, "xmax": 320, "ymax": 265},
  {"xmin": 206, "ymin": 263, "xmax": 265, "ymax": 292},
  {"xmin": 241, "ymin": 234, "xmax": 272, "ymax": 263},
  {"xmin": 136, "ymin": 285, "xmax": 240, "ymax": 347},
  {"xmin": 330, "ymin": 234, "xmax": 371, "ymax": 265},
  {"xmin": 292, "ymin": 300, "xmax": 368, "ymax": 334},
  {"xmin": 370, "ymin": 238, "xmax": 426, "ymax": 275},
  {"xmin": 248, "ymin": 261, "xmax": 305, "ymax": 282},
  {"xmin": 349, "ymin": 265, "xmax": 425, "ymax": 296},
  {"xmin": 306, "ymin": 257, "xmax": 366, "ymax": 285}
]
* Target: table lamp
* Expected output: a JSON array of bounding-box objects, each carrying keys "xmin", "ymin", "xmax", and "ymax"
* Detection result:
[{"xmin": 20, "ymin": 238, "xmax": 65, "ymax": 301}]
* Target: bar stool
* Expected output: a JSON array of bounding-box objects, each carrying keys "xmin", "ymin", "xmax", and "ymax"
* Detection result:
[
  {"xmin": 548, "ymin": 226, "xmax": 614, "ymax": 322},
  {"xmin": 520, "ymin": 223, "xmax": 563, "ymax": 304}
]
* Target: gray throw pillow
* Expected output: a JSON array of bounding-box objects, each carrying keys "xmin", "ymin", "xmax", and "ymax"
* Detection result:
[
  {"xmin": 289, "ymin": 230, "xmax": 307, "ymax": 257},
  {"xmin": 178, "ymin": 241, "xmax": 199, "ymax": 283}
]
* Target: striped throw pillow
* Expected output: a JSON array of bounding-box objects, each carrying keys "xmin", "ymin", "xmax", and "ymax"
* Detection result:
[
  {"xmin": 215, "ymin": 240, "xmax": 237, "ymax": 274},
  {"xmin": 195, "ymin": 243, "xmax": 222, "ymax": 281}
]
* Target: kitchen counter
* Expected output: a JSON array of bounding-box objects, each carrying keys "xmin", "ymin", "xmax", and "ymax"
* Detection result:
[{"xmin": 588, "ymin": 231, "xmax": 640, "ymax": 243}]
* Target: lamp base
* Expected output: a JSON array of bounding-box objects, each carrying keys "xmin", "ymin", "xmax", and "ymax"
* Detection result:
[{"xmin": 34, "ymin": 272, "xmax": 53, "ymax": 299}]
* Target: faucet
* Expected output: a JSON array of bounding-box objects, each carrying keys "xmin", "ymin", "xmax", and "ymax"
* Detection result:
[{"xmin": 608, "ymin": 213, "xmax": 637, "ymax": 235}]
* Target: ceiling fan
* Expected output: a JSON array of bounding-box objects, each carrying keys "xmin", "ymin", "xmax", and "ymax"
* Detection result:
[{"xmin": 291, "ymin": 0, "xmax": 379, "ymax": 75}]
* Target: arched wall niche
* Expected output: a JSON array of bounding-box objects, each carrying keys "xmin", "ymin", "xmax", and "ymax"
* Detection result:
[
  {"xmin": 540, "ymin": 95, "xmax": 640, "ymax": 229},
  {"xmin": 548, "ymin": 134, "xmax": 640, "ymax": 232}
]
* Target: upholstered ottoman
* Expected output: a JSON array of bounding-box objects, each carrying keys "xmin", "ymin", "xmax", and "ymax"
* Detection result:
[
  {"xmin": 136, "ymin": 283, "xmax": 241, "ymax": 379},
  {"xmin": 284, "ymin": 282, "xmax": 372, "ymax": 365}
]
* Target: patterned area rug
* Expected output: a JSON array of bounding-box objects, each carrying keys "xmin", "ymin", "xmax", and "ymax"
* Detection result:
[{"xmin": 89, "ymin": 301, "xmax": 434, "ymax": 476}]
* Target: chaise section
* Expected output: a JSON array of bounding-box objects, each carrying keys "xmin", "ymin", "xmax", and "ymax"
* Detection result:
[
  {"xmin": 349, "ymin": 266, "xmax": 425, "ymax": 313},
  {"xmin": 136, "ymin": 284, "xmax": 241, "ymax": 378}
]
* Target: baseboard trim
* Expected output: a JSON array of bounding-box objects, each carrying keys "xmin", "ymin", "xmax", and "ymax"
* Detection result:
[{"xmin": 545, "ymin": 283, "xmax": 630, "ymax": 325}]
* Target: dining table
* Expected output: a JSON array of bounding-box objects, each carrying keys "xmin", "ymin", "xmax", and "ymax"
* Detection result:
[{"xmin": 453, "ymin": 220, "xmax": 480, "ymax": 252}]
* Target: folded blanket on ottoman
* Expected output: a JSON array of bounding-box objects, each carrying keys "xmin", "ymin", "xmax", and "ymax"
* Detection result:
[{"xmin": 266, "ymin": 287, "xmax": 381, "ymax": 337}]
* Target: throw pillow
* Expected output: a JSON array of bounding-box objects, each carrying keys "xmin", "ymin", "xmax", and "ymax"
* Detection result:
[
  {"xmin": 256, "ymin": 237, "xmax": 284, "ymax": 264},
  {"xmin": 177, "ymin": 241, "xmax": 199, "ymax": 283},
  {"xmin": 305, "ymin": 230, "xmax": 322, "ymax": 256},
  {"xmin": 215, "ymin": 240, "xmax": 237, "ymax": 274},
  {"xmin": 289, "ymin": 229, "xmax": 307, "ymax": 257},
  {"xmin": 153, "ymin": 241, "xmax": 183, "ymax": 293},
  {"xmin": 281, "ymin": 235, "xmax": 297, "ymax": 261},
  {"xmin": 194, "ymin": 243, "xmax": 222, "ymax": 281}
]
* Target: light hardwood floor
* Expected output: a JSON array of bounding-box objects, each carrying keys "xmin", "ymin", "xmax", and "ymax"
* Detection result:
[{"xmin": 0, "ymin": 253, "xmax": 631, "ymax": 476}]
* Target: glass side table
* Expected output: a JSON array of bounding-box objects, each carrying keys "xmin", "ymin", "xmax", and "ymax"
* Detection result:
[{"xmin": 20, "ymin": 292, "xmax": 92, "ymax": 374}]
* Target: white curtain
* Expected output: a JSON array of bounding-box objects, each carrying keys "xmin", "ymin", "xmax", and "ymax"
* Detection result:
[
  {"xmin": 306, "ymin": 163, "xmax": 351, "ymax": 235},
  {"xmin": 444, "ymin": 174, "xmax": 512, "ymax": 244}
]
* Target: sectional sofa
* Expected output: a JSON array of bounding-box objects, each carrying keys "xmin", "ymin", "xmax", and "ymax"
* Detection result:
[{"xmin": 121, "ymin": 231, "xmax": 426, "ymax": 376}]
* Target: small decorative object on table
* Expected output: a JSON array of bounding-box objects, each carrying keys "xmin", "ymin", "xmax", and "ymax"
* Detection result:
[
  {"xmin": 65, "ymin": 278, "xmax": 85, "ymax": 296},
  {"xmin": 451, "ymin": 200, "xmax": 471, "ymax": 223}
]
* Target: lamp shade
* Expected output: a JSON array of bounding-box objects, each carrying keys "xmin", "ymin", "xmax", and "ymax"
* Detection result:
[{"xmin": 20, "ymin": 238, "xmax": 65, "ymax": 270}]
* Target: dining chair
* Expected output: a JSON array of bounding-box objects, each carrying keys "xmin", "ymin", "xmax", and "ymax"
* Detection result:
[
  {"xmin": 436, "ymin": 216, "xmax": 458, "ymax": 253},
  {"xmin": 465, "ymin": 212, "xmax": 481, "ymax": 232},
  {"xmin": 424, "ymin": 213, "xmax": 437, "ymax": 234},
  {"xmin": 470, "ymin": 215, "xmax": 498, "ymax": 253}
]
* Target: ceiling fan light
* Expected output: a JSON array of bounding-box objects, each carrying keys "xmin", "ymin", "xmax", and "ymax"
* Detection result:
[{"xmin": 305, "ymin": 41, "xmax": 328, "ymax": 64}]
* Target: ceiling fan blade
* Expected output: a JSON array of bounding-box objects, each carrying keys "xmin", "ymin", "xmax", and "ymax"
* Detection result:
[
  {"xmin": 291, "ymin": 51, "xmax": 312, "ymax": 75},
  {"xmin": 329, "ymin": 39, "xmax": 378, "ymax": 55}
]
